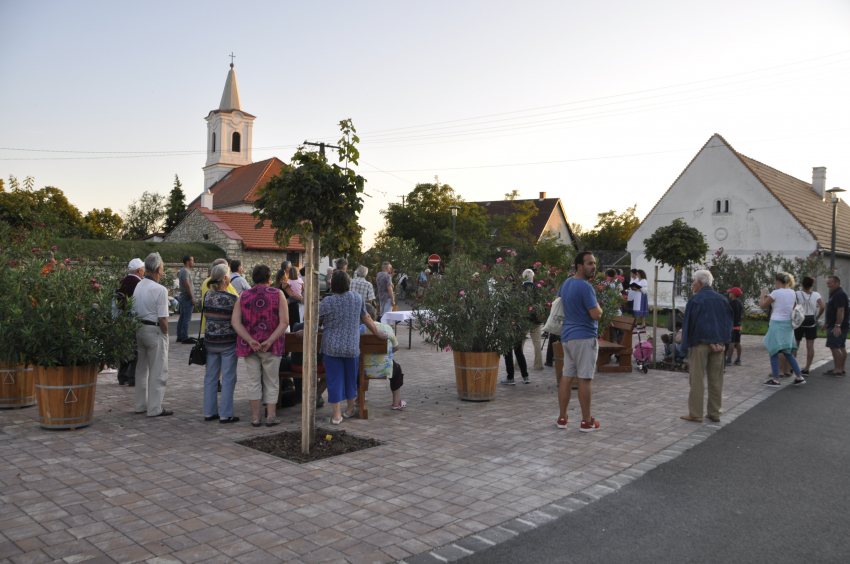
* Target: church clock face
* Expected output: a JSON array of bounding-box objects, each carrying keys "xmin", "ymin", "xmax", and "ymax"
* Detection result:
[{"xmin": 231, "ymin": 111, "xmax": 244, "ymax": 126}]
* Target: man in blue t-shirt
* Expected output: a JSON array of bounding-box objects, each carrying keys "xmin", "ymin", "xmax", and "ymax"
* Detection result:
[{"xmin": 556, "ymin": 251, "xmax": 603, "ymax": 433}]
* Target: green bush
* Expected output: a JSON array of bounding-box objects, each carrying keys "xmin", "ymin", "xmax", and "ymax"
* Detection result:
[{"xmin": 55, "ymin": 238, "xmax": 225, "ymax": 264}]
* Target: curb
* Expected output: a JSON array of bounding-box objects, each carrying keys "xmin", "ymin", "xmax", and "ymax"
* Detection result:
[{"xmin": 398, "ymin": 358, "xmax": 830, "ymax": 563}]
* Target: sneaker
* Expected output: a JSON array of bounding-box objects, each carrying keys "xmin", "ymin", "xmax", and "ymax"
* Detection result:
[
  {"xmin": 500, "ymin": 378, "xmax": 516, "ymax": 386},
  {"xmin": 522, "ymin": 376, "xmax": 530, "ymax": 384},
  {"xmin": 725, "ymin": 357, "xmax": 731, "ymax": 366},
  {"xmin": 556, "ymin": 416, "xmax": 568, "ymax": 429},
  {"xmin": 580, "ymin": 418, "xmax": 601, "ymax": 432},
  {"xmin": 800, "ymin": 369, "xmax": 809, "ymax": 375},
  {"xmin": 763, "ymin": 379, "xmax": 781, "ymax": 388},
  {"xmin": 793, "ymin": 378, "xmax": 806, "ymax": 386},
  {"xmin": 734, "ymin": 358, "xmax": 742, "ymax": 366}
]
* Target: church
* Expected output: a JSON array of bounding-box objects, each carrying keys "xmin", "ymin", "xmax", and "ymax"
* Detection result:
[{"xmin": 164, "ymin": 63, "xmax": 305, "ymax": 270}]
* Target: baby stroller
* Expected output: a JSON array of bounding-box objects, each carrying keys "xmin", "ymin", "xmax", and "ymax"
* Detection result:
[{"xmin": 633, "ymin": 332, "xmax": 652, "ymax": 374}]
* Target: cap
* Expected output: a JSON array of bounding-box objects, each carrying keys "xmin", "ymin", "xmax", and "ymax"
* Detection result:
[
  {"xmin": 425, "ymin": 268, "xmax": 431, "ymax": 273},
  {"xmin": 726, "ymin": 287, "xmax": 742, "ymax": 297},
  {"xmin": 128, "ymin": 258, "xmax": 144, "ymax": 270}
]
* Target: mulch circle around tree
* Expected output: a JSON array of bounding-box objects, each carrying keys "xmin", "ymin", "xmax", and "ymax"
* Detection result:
[
  {"xmin": 236, "ymin": 428, "xmax": 383, "ymax": 464},
  {"xmin": 650, "ymin": 362, "xmax": 689, "ymax": 373}
]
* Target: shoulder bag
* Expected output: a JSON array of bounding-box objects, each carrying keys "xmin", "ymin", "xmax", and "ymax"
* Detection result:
[
  {"xmin": 791, "ymin": 291, "xmax": 806, "ymax": 329},
  {"xmin": 542, "ymin": 296, "xmax": 564, "ymax": 334},
  {"xmin": 188, "ymin": 300, "xmax": 207, "ymax": 366}
]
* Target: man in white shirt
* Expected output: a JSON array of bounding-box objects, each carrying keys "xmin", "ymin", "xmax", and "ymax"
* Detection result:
[
  {"xmin": 229, "ymin": 259, "xmax": 252, "ymax": 294},
  {"xmin": 134, "ymin": 253, "xmax": 173, "ymax": 417}
]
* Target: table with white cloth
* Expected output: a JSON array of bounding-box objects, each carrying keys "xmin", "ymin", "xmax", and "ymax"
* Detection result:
[{"xmin": 381, "ymin": 310, "xmax": 430, "ymax": 349}]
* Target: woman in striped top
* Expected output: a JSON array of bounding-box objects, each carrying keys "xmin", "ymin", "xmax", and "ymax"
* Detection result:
[{"xmin": 202, "ymin": 263, "xmax": 239, "ymax": 423}]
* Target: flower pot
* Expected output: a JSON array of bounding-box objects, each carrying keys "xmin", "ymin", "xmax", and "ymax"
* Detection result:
[
  {"xmin": 0, "ymin": 363, "xmax": 36, "ymax": 409},
  {"xmin": 453, "ymin": 351, "xmax": 500, "ymax": 402},
  {"xmin": 34, "ymin": 365, "xmax": 98, "ymax": 430}
]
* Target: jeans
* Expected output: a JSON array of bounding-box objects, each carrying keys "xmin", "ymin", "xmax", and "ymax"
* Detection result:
[
  {"xmin": 177, "ymin": 295, "xmax": 193, "ymax": 341},
  {"xmin": 770, "ymin": 351, "xmax": 801, "ymax": 378},
  {"xmin": 504, "ymin": 339, "xmax": 528, "ymax": 379},
  {"xmin": 205, "ymin": 346, "xmax": 237, "ymax": 418}
]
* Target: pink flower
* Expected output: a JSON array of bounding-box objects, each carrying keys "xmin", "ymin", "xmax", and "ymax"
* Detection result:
[
  {"xmin": 93, "ymin": 284, "xmax": 100, "ymax": 289},
  {"xmin": 51, "ymin": 245, "xmax": 57, "ymax": 251},
  {"xmin": 547, "ymin": 302, "xmax": 551, "ymax": 307},
  {"xmin": 529, "ymin": 306, "xmax": 533, "ymax": 311},
  {"xmin": 444, "ymin": 346, "xmax": 452, "ymax": 352},
  {"xmin": 597, "ymin": 285, "xmax": 604, "ymax": 290},
  {"xmin": 606, "ymin": 276, "xmax": 612, "ymax": 281},
  {"xmin": 90, "ymin": 278, "xmax": 97, "ymax": 283},
  {"xmin": 31, "ymin": 248, "xmax": 39, "ymax": 253},
  {"xmin": 511, "ymin": 322, "xmax": 515, "ymax": 325},
  {"xmin": 536, "ymin": 283, "xmax": 542, "ymax": 288},
  {"xmin": 534, "ymin": 262, "xmax": 541, "ymax": 268},
  {"xmin": 496, "ymin": 258, "xmax": 502, "ymax": 263},
  {"xmin": 459, "ymin": 291, "xmax": 465, "ymax": 296},
  {"xmin": 511, "ymin": 251, "xmax": 516, "ymax": 257},
  {"xmin": 64, "ymin": 259, "xmax": 70, "ymax": 264}
]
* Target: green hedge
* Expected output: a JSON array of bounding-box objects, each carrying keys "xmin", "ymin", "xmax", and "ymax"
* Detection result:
[{"xmin": 55, "ymin": 238, "xmax": 226, "ymax": 264}]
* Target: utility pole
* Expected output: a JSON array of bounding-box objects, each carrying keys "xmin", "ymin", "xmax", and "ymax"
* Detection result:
[
  {"xmin": 397, "ymin": 195, "xmax": 405, "ymax": 208},
  {"xmin": 303, "ymin": 141, "xmax": 341, "ymax": 162}
]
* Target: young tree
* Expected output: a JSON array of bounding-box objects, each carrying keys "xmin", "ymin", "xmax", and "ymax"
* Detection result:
[
  {"xmin": 122, "ymin": 191, "xmax": 167, "ymax": 240},
  {"xmin": 0, "ymin": 176, "xmax": 87, "ymax": 236},
  {"xmin": 253, "ymin": 119, "xmax": 366, "ymax": 453},
  {"xmin": 164, "ymin": 175, "xmax": 186, "ymax": 232},
  {"xmin": 643, "ymin": 218, "xmax": 709, "ymax": 312},
  {"xmin": 579, "ymin": 204, "xmax": 640, "ymax": 251}
]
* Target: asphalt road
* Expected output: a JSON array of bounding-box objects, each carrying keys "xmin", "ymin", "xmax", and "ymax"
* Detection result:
[{"xmin": 458, "ymin": 366, "xmax": 850, "ymax": 564}]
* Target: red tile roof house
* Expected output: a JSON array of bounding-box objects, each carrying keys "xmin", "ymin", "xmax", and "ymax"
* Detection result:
[
  {"xmin": 164, "ymin": 64, "xmax": 305, "ymax": 273},
  {"xmin": 472, "ymin": 193, "xmax": 581, "ymax": 248},
  {"xmin": 627, "ymin": 133, "xmax": 850, "ymax": 306}
]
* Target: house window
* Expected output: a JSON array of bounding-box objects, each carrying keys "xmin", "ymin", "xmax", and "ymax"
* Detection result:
[
  {"xmin": 715, "ymin": 199, "xmax": 721, "ymax": 214},
  {"xmin": 713, "ymin": 199, "xmax": 731, "ymax": 215},
  {"xmin": 211, "ymin": 132, "xmax": 216, "ymax": 153},
  {"xmin": 724, "ymin": 199, "xmax": 730, "ymax": 213},
  {"xmin": 232, "ymin": 132, "xmax": 241, "ymax": 153}
]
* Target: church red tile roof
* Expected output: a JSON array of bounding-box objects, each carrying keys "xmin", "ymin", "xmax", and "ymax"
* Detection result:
[
  {"xmin": 187, "ymin": 157, "xmax": 286, "ymax": 211},
  {"xmin": 197, "ymin": 208, "xmax": 304, "ymax": 251}
]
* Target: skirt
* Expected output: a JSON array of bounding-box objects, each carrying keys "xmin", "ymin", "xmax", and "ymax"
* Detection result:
[
  {"xmin": 634, "ymin": 293, "xmax": 649, "ymax": 317},
  {"xmin": 763, "ymin": 319, "xmax": 798, "ymax": 356}
]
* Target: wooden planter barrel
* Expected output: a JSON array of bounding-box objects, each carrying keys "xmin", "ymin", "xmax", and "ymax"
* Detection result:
[
  {"xmin": 0, "ymin": 363, "xmax": 36, "ymax": 409},
  {"xmin": 453, "ymin": 351, "xmax": 500, "ymax": 402},
  {"xmin": 34, "ymin": 366, "xmax": 98, "ymax": 430}
]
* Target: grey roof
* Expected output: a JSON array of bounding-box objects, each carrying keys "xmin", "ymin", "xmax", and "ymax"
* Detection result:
[{"xmin": 219, "ymin": 66, "xmax": 241, "ymax": 111}]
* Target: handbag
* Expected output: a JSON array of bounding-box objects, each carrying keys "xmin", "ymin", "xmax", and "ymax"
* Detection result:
[
  {"xmin": 188, "ymin": 301, "xmax": 207, "ymax": 366},
  {"xmin": 542, "ymin": 297, "xmax": 564, "ymax": 334}
]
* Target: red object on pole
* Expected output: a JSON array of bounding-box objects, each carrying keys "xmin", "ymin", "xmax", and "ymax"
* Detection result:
[{"xmin": 428, "ymin": 254, "xmax": 441, "ymax": 266}]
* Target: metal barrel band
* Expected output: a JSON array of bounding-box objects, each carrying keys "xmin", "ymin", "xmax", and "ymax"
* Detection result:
[
  {"xmin": 0, "ymin": 395, "xmax": 37, "ymax": 402},
  {"xmin": 35, "ymin": 382, "xmax": 97, "ymax": 390},
  {"xmin": 0, "ymin": 368, "xmax": 33, "ymax": 373},
  {"xmin": 39, "ymin": 414, "xmax": 93, "ymax": 422}
]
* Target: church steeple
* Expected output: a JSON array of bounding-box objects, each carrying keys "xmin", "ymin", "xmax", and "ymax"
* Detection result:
[
  {"xmin": 203, "ymin": 57, "xmax": 256, "ymax": 192},
  {"xmin": 219, "ymin": 61, "xmax": 242, "ymax": 111}
]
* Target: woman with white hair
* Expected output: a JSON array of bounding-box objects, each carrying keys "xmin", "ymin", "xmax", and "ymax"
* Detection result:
[
  {"xmin": 760, "ymin": 272, "xmax": 805, "ymax": 388},
  {"xmin": 202, "ymin": 263, "xmax": 239, "ymax": 423}
]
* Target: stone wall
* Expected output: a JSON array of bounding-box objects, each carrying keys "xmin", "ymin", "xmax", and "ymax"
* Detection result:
[{"xmin": 164, "ymin": 209, "xmax": 296, "ymax": 289}]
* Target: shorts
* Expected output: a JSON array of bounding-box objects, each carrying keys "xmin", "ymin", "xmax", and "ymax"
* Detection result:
[
  {"xmin": 826, "ymin": 327, "xmax": 848, "ymax": 349},
  {"xmin": 730, "ymin": 329, "xmax": 742, "ymax": 344},
  {"xmin": 561, "ymin": 338, "xmax": 598, "ymax": 380},
  {"xmin": 794, "ymin": 325, "xmax": 817, "ymax": 342}
]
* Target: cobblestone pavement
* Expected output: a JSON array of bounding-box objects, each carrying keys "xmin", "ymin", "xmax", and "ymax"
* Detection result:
[{"xmin": 0, "ymin": 328, "xmax": 835, "ymax": 564}]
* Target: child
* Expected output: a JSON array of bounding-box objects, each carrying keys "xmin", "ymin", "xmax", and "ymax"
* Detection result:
[
  {"xmin": 726, "ymin": 287, "xmax": 744, "ymax": 366},
  {"xmin": 661, "ymin": 333, "xmax": 675, "ymax": 362}
]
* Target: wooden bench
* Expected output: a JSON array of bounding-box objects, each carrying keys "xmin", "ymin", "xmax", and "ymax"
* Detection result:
[
  {"xmin": 277, "ymin": 332, "xmax": 388, "ymax": 420},
  {"xmin": 596, "ymin": 316, "xmax": 636, "ymax": 373}
]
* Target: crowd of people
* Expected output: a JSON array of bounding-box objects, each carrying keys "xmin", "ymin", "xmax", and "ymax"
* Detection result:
[{"xmin": 114, "ymin": 253, "xmax": 400, "ymax": 425}]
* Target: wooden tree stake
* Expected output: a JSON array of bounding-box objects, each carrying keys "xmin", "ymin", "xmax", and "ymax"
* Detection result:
[
  {"xmin": 653, "ymin": 265, "xmax": 658, "ymax": 365},
  {"xmin": 302, "ymin": 233, "xmax": 317, "ymax": 454}
]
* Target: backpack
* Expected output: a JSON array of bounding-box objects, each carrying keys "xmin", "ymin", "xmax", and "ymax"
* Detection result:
[
  {"xmin": 542, "ymin": 297, "xmax": 564, "ymax": 334},
  {"xmin": 791, "ymin": 298, "xmax": 806, "ymax": 329}
]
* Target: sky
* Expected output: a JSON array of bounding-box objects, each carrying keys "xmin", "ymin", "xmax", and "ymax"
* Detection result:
[{"xmin": 2, "ymin": 0, "xmax": 849, "ymax": 248}]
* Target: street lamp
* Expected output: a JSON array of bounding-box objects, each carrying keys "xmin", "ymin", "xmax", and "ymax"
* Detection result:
[
  {"xmin": 826, "ymin": 187, "xmax": 845, "ymax": 271},
  {"xmin": 449, "ymin": 205, "xmax": 461, "ymax": 256}
]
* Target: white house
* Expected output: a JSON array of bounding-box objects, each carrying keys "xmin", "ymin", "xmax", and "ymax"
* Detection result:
[{"xmin": 627, "ymin": 133, "xmax": 850, "ymax": 306}]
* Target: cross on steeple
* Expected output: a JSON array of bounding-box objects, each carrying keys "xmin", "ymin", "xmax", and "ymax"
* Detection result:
[{"xmin": 229, "ymin": 52, "xmax": 235, "ymax": 68}]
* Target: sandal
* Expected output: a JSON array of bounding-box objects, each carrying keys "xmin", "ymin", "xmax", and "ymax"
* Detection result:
[
  {"xmin": 391, "ymin": 400, "xmax": 407, "ymax": 410},
  {"xmin": 331, "ymin": 417, "xmax": 343, "ymax": 425},
  {"xmin": 824, "ymin": 370, "xmax": 845, "ymax": 377},
  {"xmin": 251, "ymin": 419, "xmax": 262, "ymax": 427},
  {"xmin": 343, "ymin": 410, "xmax": 356, "ymax": 419},
  {"xmin": 265, "ymin": 418, "xmax": 281, "ymax": 427}
]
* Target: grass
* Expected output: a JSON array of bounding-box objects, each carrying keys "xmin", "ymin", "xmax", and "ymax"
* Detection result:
[
  {"xmin": 55, "ymin": 239, "xmax": 226, "ymax": 264},
  {"xmin": 630, "ymin": 312, "xmax": 769, "ymax": 336}
]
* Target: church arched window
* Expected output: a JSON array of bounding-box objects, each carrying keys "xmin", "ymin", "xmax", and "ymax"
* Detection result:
[
  {"xmin": 232, "ymin": 132, "xmax": 241, "ymax": 153},
  {"xmin": 211, "ymin": 132, "xmax": 216, "ymax": 153}
]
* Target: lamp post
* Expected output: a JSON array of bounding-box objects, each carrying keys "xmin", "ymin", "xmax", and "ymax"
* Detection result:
[
  {"xmin": 826, "ymin": 187, "xmax": 845, "ymax": 272},
  {"xmin": 449, "ymin": 205, "xmax": 460, "ymax": 257}
]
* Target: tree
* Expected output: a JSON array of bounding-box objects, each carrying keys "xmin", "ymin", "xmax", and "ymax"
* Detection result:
[
  {"xmin": 357, "ymin": 232, "xmax": 427, "ymax": 296},
  {"xmin": 122, "ymin": 191, "xmax": 166, "ymax": 240},
  {"xmin": 253, "ymin": 119, "xmax": 365, "ymax": 453},
  {"xmin": 382, "ymin": 179, "xmax": 490, "ymax": 260},
  {"xmin": 83, "ymin": 208, "xmax": 123, "ymax": 240},
  {"xmin": 643, "ymin": 218, "xmax": 709, "ymax": 312},
  {"xmin": 164, "ymin": 175, "xmax": 186, "ymax": 233},
  {"xmin": 579, "ymin": 204, "xmax": 640, "ymax": 251},
  {"xmin": 530, "ymin": 231, "xmax": 576, "ymax": 274},
  {"xmin": 0, "ymin": 176, "xmax": 87, "ymax": 236}
]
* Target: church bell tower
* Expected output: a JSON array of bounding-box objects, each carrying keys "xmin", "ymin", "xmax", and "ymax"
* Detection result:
[{"xmin": 203, "ymin": 59, "xmax": 256, "ymax": 190}]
